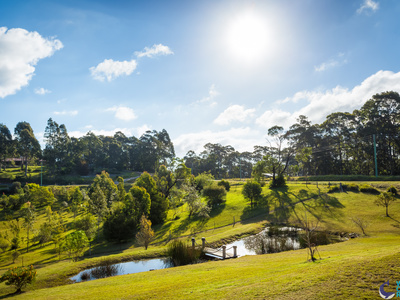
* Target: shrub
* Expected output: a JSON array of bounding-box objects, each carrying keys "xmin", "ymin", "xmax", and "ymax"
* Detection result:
[
  {"xmin": 194, "ymin": 172, "xmax": 214, "ymax": 192},
  {"xmin": 202, "ymin": 185, "xmax": 226, "ymax": 207},
  {"xmin": 0, "ymin": 265, "xmax": 36, "ymax": 293},
  {"xmin": 269, "ymin": 174, "xmax": 287, "ymax": 189},
  {"xmin": 387, "ymin": 186, "xmax": 398, "ymax": 195},
  {"xmin": 217, "ymin": 180, "xmax": 230, "ymax": 192},
  {"xmin": 327, "ymin": 185, "xmax": 340, "ymax": 193},
  {"xmin": 166, "ymin": 240, "xmax": 202, "ymax": 266},
  {"xmin": 345, "ymin": 183, "xmax": 359, "ymax": 192},
  {"xmin": 359, "ymin": 184, "xmax": 380, "ymax": 195}
]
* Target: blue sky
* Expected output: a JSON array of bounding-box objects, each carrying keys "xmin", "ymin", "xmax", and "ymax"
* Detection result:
[{"xmin": 1, "ymin": 0, "xmax": 400, "ymax": 156}]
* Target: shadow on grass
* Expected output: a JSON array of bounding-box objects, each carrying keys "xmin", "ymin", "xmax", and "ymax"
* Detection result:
[{"xmin": 0, "ymin": 291, "xmax": 25, "ymax": 299}]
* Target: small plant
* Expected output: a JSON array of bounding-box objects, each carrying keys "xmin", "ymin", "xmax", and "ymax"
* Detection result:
[
  {"xmin": 0, "ymin": 265, "xmax": 36, "ymax": 293},
  {"xmin": 387, "ymin": 186, "xmax": 398, "ymax": 195},
  {"xmin": 359, "ymin": 184, "xmax": 380, "ymax": 195},
  {"xmin": 166, "ymin": 240, "xmax": 202, "ymax": 266}
]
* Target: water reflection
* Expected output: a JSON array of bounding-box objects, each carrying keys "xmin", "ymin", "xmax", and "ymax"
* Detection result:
[{"xmin": 226, "ymin": 227, "xmax": 301, "ymax": 256}]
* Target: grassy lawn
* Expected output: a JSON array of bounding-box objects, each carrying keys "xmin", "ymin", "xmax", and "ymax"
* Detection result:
[{"xmin": 0, "ymin": 181, "xmax": 399, "ymax": 299}]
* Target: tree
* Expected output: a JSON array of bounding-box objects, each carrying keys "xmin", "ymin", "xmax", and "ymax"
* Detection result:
[
  {"xmin": 202, "ymin": 185, "xmax": 227, "ymax": 208},
  {"xmin": 182, "ymin": 184, "xmax": 210, "ymax": 219},
  {"xmin": 74, "ymin": 214, "xmax": 97, "ymax": 255},
  {"xmin": 135, "ymin": 172, "xmax": 168, "ymax": 224},
  {"xmin": 88, "ymin": 185, "xmax": 108, "ymax": 230},
  {"xmin": 126, "ymin": 186, "xmax": 151, "ymax": 220},
  {"xmin": 70, "ymin": 187, "xmax": 83, "ymax": 219},
  {"xmin": 89, "ymin": 171, "xmax": 118, "ymax": 209},
  {"xmin": 103, "ymin": 207, "xmax": 137, "ymax": 242},
  {"xmin": 136, "ymin": 215, "xmax": 154, "ymax": 250},
  {"xmin": 64, "ymin": 231, "xmax": 89, "ymax": 261},
  {"xmin": 26, "ymin": 183, "xmax": 55, "ymax": 207},
  {"xmin": 0, "ymin": 124, "xmax": 13, "ymax": 171},
  {"xmin": 296, "ymin": 211, "xmax": 320, "ymax": 262},
  {"xmin": 375, "ymin": 192, "xmax": 396, "ymax": 217},
  {"xmin": 22, "ymin": 202, "xmax": 36, "ymax": 253},
  {"xmin": 351, "ymin": 216, "xmax": 369, "ymax": 236},
  {"xmin": 0, "ymin": 265, "xmax": 36, "ymax": 293},
  {"xmin": 14, "ymin": 122, "xmax": 41, "ymax": 176},
  {"xmin": 116, "ymin": 176, "xmax": 126, "ymax": 202},
  {"xmin": 242, "ymin": 181, "xmax": 262, "ymax": 208}
]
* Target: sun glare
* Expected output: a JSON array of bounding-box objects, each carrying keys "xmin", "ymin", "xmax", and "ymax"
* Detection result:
[{"xmin": 226, "ymin": 10, "xmax": 270, "ymax": 65}]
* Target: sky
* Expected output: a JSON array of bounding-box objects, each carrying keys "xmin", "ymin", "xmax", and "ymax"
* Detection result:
[{"xmin": 2, "ymin": 0, "xmax": 400, "ymax": 157}]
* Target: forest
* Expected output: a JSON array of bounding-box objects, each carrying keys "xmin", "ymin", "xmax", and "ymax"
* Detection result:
[{"xmin": 1, "ymin": 91, "xmax": 400, "ymax": 181}]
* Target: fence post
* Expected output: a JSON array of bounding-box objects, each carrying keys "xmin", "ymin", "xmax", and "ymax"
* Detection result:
[
  {"xmin": 233, "ymin": 246, "xmax": 237, "ymax": 258},
  {"xmin": 222, "ymin": 246, "xmax": 226, "ymax": 259},
  {"xmin": 202, "ymin": 237, "xmax": 205, "ymax": 249},
  {"xmin": 192, "ymin": 238, "xmax": 195, "ymax": 251}
]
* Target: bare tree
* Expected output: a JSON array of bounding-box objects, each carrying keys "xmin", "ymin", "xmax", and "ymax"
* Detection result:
[
  {"xmin": 350, "ymin": 216, "xmax": 369, "ymax": 235},
  {"xmin": 375, "ymin": 192, "xmax": 396, "ymax": 217},
  {"xmin": 296, "ymin": 211, "xmax": 320, "ymax": 262}
]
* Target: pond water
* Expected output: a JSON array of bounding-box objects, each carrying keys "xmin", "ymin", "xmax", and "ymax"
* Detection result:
[
  {"xmin": 71, "ymin": 226, "xmax": 302, "ymax": 283},
  {"xmin": 70, "ymin": 258, "xmax": 171, "ymax": 283},
  {"xmin": 226, "ymin": 227, "xmax": 301, "ymax": 256}
]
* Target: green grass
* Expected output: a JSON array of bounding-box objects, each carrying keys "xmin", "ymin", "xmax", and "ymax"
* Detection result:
[{"xmin": 1, "ymin": 181, "xmax": 400, "ymax": 299}]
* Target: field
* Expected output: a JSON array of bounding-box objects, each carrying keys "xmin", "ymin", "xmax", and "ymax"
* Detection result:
[{"xmin": 0, "ymin": 181, "xmax": 399, "ymax": 299}]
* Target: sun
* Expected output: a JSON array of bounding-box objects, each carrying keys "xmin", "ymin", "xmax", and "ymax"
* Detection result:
[{"xmin": 225, "ymin": 10, "xmax": 270, "ymax": 65}]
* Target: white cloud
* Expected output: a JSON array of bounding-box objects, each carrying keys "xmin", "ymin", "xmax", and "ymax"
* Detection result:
[
  {"xmin": 357, "ymin": 0, "xmax": 379, "ymax": 14},
  {"xmin": 314, "ymin": 53, "xmax": 348, "ymax": 72},
  {"xmin": 136, "ymin": 124, "xmax": 151, "ymax": 137},
  {"xmin": 256, "ymin": 109, "xmax": 293, "ymax": 129},
  {"xmin": 214, "ymin": 105, "xmax": 256, "ymax": 125},
  {"xmin": 193, "ymin": 84, "xmax": 219, "ymax": 107},
  {"xmin": 263, "ymin": 70, "xmax": 400, "ymax": 129},
  {"xmin": 54, "ymin": 110, "xmax": 78, "ymax": 116},
  {"xmin": 173, "ymin": 127, "xmax": 262, "ymax": 157},
  {"xmin": 135, "ymin": 44, "xmax": 174, "ymax": 58},
  {"xmin": 90, "ymin": 59, "xmax": 137, "ymax": 82},
  {"xmin": 106, "ymin": 106, "xmax": 137, "ymax": 121},
  {"xmin": 34, "ymin": 87, "xmax": 51, "ymax": 95},
  {"xmin": 0, "ymin": 27, "xmax": 63, "ymax": 98}
]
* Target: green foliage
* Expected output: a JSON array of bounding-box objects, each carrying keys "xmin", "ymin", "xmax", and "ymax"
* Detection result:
[
  {"xmin": 89, "ymin": 171, "xmax": 118, "ymax": 208},
  {"xmin": 387, "ymin": 186, "xmax": 398, "ymax": 195},
  {"xmin": 252, "ymin": 160, "xmax": 267, "ymax": 184},
  {"xmin": 202, "ymin": 185, "xmax": 227, "ymax": 207},
  {"xmin": 217, "ymin": 180, "xmax": 230, "ymax": 191},
  {"xmin": 359, "ymin": 184, "xmax": 380, "ymax": 195},
  {"xmin": 74, "ymin": 214, "xmax": 97, "ymax": 241},
  {"xmin": 126, "ymin": 186, "xmax": 151, "ymax": 219},
  {"xmin": 64, "ymin": 231, "xmax": 89, "ymax": 261},
  {"xmin": 0, "ymin": 238, "xmax": 10, "ymax": 252},
  {"xmin": 182, "ymin": 184, "xmax": 210, "ymax": 219},
  {"xmin": 242, "ymin": 181, "xmax": 262, "ymax": 207},
  {"xmin": 135, "ymin": 172, "xmax": 168, "ymax": 224},
  {"xmin": 194, "ymin": 172, "xmax": 214, "ymax": 192},
  {"xmin": 25, "ymin": 183, "xmax": 55, "ymax": 207},
  {"xmin": 0, "ymin": 265, "xmax": 36, "ymax": 293},
  {"xmin": 103, "ymin": 207, "xmax": 137, "ymax": 242},
  {"xmin": 166, "ymin": 239, "xmax": 202, "ymax": 266},
  {"xmin": 269, "ymin": 174, "xmax": 287, "ymax": 189}
]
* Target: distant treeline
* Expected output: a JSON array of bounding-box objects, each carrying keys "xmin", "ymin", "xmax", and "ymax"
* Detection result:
[{"xmin": 1, "ymin": 91, "xmax": 400, "ymax": 180}]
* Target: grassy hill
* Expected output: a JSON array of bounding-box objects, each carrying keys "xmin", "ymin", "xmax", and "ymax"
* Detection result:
[{"xmin": 1, "ymin": 181, "xmax": 399, "ymax": 299}]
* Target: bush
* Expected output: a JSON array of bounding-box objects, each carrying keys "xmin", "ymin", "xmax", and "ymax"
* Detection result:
[
  {"xmin": 194, "ymin": 172, "xmax": 214, "ymax": 192},
  {"xmin": 359, "ymin": 184, "xmax": 380, "ymax": 195},
  {"xmin": 217, "ymin": 180, "xmax": 230, "ymax": 191},
  {"xmin": 166, "ymin": 240, "xmax": 202, "ymax": 266},
  {"xmin": 344, "ymin": 183, "xmax": 359, "ymax": 192},
  {"xmin": 202, "ymin": 185, "xmax": 226, "ymax": 207},
  {"xmin": 327, "ymin": 185, "xmax": 340, "ymax": 193},
  {"xmin": 269, "ymin": 174, "xmax": 287, "ymax": 189},
  {"xmin": 387, "ymin": 186, "xmax": 398, "ymax": 195},
  {"xmin": 0, "ymin": 265, "xmax": 36, "ymax": 293}
]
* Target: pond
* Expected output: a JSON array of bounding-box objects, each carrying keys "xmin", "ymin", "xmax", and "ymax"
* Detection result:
[
  {"xmin": 70, "ymin": 226, "xmax": 326, "ymax": 283},
  {"xmin": 70, "ymin": 258, "xmax": 172, "ymax": 283}
]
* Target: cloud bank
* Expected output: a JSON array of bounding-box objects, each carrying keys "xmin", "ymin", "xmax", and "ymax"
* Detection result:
[{"xmin": 90, "ymin": 59, "xmax": 137, "ymax": 82}]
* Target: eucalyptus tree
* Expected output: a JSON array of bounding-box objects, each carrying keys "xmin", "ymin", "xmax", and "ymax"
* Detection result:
[
  {"xmin": 0, "ymin": 124, "xmax": 13, "ymax": 170},
  {"xmin": 14, "ymin": 122, "xmax": 41, "ymax": 176}
]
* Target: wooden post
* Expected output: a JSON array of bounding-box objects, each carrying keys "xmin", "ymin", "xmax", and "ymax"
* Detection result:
[
  {"xmin": 222, "ymin": 246, "xmax": 226, "ymax": 259},
  {"xmin": 202, "ymin": 237, "xmax": 205, "ymax": 249},
  {"xmin": 192, "ymin": 238, "xmax": 195, "ymax": 250},
  {"xmin": 233, "ymin": 246, "xmax": 237, "ymax": 258}
]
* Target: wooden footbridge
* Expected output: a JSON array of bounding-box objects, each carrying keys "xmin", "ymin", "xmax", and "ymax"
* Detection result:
[{"xmin": 192, "ymin": 238, "xmax": 238, "ymax": 260}]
